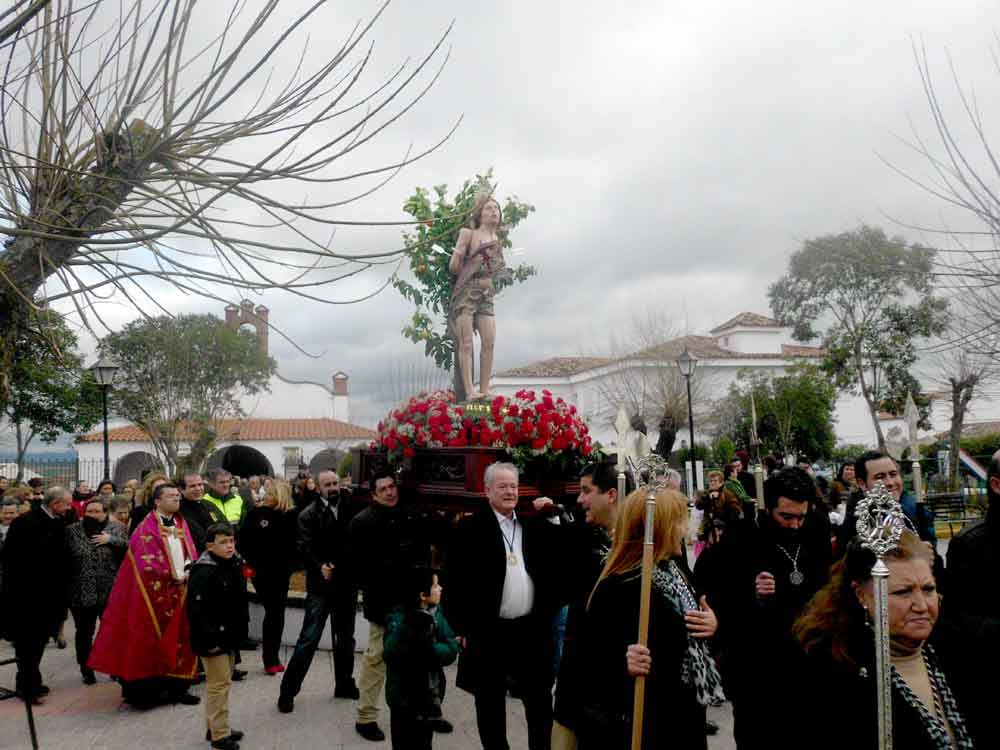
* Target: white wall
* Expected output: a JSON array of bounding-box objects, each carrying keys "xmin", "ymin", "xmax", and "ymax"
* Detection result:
[{"xmin": 240, "ymin": 375, "xmax": 335, "ymax": 420}]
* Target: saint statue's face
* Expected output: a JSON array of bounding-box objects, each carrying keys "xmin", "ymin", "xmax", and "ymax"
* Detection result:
[{"xmin": 478, "ymin": 199, "xmax": 501, "ymax": 227}]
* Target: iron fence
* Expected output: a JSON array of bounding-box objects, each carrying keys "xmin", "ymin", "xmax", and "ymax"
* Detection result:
[{"xmin": 1, "ymin": 457, "xmax": 106, "ymax": 490}]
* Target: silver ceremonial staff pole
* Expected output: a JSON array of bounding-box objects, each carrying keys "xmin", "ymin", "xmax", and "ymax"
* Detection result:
[
  {"xmin": 627, "ymin": 454, "xmax": 670, "ymax": 750},
  {"xmin": 854, "ymin": 480, "xmax": 907, "ymax": 750}
]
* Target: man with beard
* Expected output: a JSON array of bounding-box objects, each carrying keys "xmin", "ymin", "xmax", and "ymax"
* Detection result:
[
  {"xmin": 706, "ymin": 466, "xmax": 831, "ymax": 749},
  {"xmin": 88, "ymin": 483, "xmax": 201, "ymax": 708},
  {"xmin": 278, "ymin": 469, "xmax": 360, "ymax": 713},
  {"xmin": 0, "ymin": 486, "xmax": 71, "ymax": 703}
]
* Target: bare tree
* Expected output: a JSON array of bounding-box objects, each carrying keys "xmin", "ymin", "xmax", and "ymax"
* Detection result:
[
  {"xmin": 884, "ymin": 40, "xmax": 1000, "ymax": 360},
  {"xmin": 930, "ymin": 318, "xmax": 999, "ymax": 489},
  {"xmin": 0, "ymin": 0, "xmax": 458, "ymax": 408},
  {"xmin": 593, "ymin": 310, "xmax": 712, "ymax": 458},
  {"xmin": 361, "ymin": 352, "xmax": 451, "ymax": 412}
]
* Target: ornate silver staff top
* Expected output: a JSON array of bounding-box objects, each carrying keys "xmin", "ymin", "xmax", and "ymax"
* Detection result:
[
  {"xmin": 855, "ymin": 480, "xmax": 907, "ymax": 557},
  {"xmin": 854, "ymin": 479, "xmax": 908, "ymax": 750},
  {"xmin": 627, "ymin": 453, "xmax": 672, "ymax": 495}
]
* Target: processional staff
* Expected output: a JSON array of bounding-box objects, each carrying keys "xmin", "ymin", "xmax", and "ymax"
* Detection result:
[
  {"xmin": 626, "ymin": 453, "xmax": 671, "ymax": 750},
  {"xmin": 854, "ymin": 480, "xmax": 908, "ymax": 750}
]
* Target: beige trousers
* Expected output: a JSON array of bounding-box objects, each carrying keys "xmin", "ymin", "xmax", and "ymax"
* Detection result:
[
  {"xmin": 203, "ymin": 652, "xmax": 235, "ymax": 741},
  {"xmin": 551, "ymin": 719, "xmax": 579, "ymax": 750},
  {"xmin": 356, "ymin": 622, "xmax": 386, "ymax": 723}
]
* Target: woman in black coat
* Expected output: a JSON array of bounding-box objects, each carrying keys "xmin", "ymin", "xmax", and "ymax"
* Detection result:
[
  {"xmin": 239, "ymin": 478, "xmax": 299, "ymax": 674},
  {"xmin": 66, "ymin": 498, "xmax": 127, "ymax": 684},
  {"xmin": 575, "ymin": 489, "xmax": 724, "ymax": 750},
  {"xmin": 792, "ymin": 531, "xmax": 974, "ymax": 750}
]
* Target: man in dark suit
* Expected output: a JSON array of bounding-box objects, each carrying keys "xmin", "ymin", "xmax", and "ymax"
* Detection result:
[
  {"xmin": 277, "ymin": 470, "xmax": 360, "ymax": 713},
  {"xmin": 445, "ymin": 462, "xmax": 558, "ymax": 750},
  {"xmin": 0, "ymin": 486, "xmax": 71, "ymax": 703}
]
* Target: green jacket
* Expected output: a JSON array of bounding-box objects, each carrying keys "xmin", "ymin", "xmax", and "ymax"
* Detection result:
[{"xmin": 384, "ymin": 604, "xmax": 459, "ymax": 716}]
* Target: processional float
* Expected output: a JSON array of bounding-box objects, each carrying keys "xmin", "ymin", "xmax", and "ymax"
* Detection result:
[{"xmin": 854, "ymin": 479, "xmax": 908, "ymax": 750}]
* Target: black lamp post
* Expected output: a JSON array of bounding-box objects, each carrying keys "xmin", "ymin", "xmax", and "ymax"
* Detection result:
[
  {"xmin": 676, "ymin": 347, "xmax": 698, "ymax": 494},
  {"xmin": 89, "ymin": 357, "xmax": 120, "ymax": 482}
]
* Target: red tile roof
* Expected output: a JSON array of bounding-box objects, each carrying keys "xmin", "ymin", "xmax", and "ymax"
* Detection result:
[
  {"xmin": 780, "ymin": 344, "xmax": 824, "ymax": 358},
  {"xmin": 710, "ymin": 312, "xmax": 782, "ymax": 333},
  {"xmin": 495, "ymin": 337, "xmax": 825, "ymax": 379},
  {"xmin": 77, "ymin": 418, "xmax": 376, "ymax": 443},
  {"xmin": 495, "ymin": 356, "xmax": 615, "ymax": 378}
]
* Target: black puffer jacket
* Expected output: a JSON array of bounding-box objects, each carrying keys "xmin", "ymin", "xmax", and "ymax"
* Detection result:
[{"xmin": 187, "ymin": 550, "xmax": 248, "ymax": 656}]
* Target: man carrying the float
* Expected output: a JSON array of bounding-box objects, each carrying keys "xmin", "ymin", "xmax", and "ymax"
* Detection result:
[{"xmin": 88, "ymin": 483, "xmax": 201, "ymax": 708}]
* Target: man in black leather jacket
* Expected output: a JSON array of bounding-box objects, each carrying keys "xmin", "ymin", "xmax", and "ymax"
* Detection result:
[{"xmin": 277, "ymin": 470, "xmax": 360, "ymax": 713}]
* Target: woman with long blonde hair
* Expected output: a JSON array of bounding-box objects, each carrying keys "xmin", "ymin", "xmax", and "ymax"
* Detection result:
[
  {"xmin": 575, "ymin": 489, "xmax": 724, "ymax": 749},
  {"xmin": 240, "ymin": 478, "xmax": 300, "ymax": 674}
]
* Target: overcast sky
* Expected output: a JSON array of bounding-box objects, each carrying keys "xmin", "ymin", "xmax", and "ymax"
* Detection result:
[{"xmin": 50, "ymin": 0, "xmax": 1000, "ymax": 428}]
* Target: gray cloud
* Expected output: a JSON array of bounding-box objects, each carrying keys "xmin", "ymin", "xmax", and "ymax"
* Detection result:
[{"xmin": 54, "ymin": 0, "xmax": 1000, "ymax": 430}]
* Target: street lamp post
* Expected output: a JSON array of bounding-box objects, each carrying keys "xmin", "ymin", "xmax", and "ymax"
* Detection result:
[
  {"xmin": 675, "ymin": 347, "xmax": 698, "ymax": 497},
  {"xmin": 89, "ymin": 357, "xmax": 120, "ymax": 482}
]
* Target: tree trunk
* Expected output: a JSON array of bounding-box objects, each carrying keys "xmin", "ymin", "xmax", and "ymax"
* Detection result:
[
  {"xmin": 0, "ymin": 119, "xmax": 161, "ymax": 411},
  {"xmin": 948, "ymin": 377, "xmax": 976, "ymax": 491},
  {"xmin": 855, "ymin": 355, "xmax": 886, "ymax": 450},
  {"xmin": 655, "ymin": 414, "xmax": 677, "ymax": 459}
]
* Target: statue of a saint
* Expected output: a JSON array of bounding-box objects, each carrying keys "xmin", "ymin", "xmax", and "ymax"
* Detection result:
[{"xmin": 448, "ymin": 193, "xmax": 511, "ymax": 401}]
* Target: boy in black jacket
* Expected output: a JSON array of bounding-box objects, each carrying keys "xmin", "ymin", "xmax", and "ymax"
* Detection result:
[{"xmin": 188, "ymin": 522, "xmax": 248, "ymax": 750}]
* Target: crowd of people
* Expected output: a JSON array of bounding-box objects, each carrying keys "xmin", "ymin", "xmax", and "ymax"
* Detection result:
[{"xmin": 0, "ymin": 445, "xmax": 997, "ymax": 750}]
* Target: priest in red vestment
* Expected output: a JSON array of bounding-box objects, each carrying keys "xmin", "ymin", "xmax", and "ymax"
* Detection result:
[{"xmin": 89, "ymin": 482, "xmax": 201, "ymax": 708}]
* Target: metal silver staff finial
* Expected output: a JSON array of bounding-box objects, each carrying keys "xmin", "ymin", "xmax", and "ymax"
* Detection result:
[
  {"xmin": 855, "ymin": 480, "xmax": 907, "ymax": 557},
  {"xmin": 627, "ymin": 453, "xmax": 671, "ymax": 495},
  {"xmin": 855, "ymin": 479, "xmax": 908, "ymax": 750}
]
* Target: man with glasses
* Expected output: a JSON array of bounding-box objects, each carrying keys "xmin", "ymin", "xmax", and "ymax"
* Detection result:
[{"xmin": 701, "ymin": 466, "xmax": 830, "ymax": 749}]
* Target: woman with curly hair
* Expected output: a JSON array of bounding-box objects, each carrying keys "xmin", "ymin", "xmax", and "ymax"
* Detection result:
[{"xmin": 791, "ymin": 531, "xmax": 973, "ymax": 749}]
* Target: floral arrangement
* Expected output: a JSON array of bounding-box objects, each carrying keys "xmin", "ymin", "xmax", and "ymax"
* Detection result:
[{"xmin": 373, "ymin": 388, "xmax": 595, "ymax": 469}]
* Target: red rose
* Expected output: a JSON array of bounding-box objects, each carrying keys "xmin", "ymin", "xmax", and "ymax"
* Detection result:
[
  {"xmin": 531, "ymin": 437, "xmax": 546, "ymax": 450},
  {"xmin": 403, "ymin": 446, "xmax": 416, "ymax": 458}
]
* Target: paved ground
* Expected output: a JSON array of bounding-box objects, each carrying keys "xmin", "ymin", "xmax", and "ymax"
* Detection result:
[{"xmin": 0, "ymin": 617, "xmax": 734, "ymax": 750}]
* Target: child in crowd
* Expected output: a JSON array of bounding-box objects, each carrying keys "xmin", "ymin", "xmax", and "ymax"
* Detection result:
[
  {"xmin": 188, "ymin": 522, "xmax": 248, "ymax": 750},
  {"xmin": 384, "ymin": 567, "xmax": 460, "ymax": 750}
]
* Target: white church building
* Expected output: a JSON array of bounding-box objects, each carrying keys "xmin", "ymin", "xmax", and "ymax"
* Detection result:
[
  {"xmin": 491, "ymin": 312, "xmax": 997, "ymax": 453},
  {"xmin": 76, "ymin": 300, "xmax": 375, "ymax": 486}
]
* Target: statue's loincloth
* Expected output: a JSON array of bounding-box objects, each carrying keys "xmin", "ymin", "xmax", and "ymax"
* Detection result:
[{"xmin": 451, "ymin": 282, "xmax": 495, "ymax": 319}]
